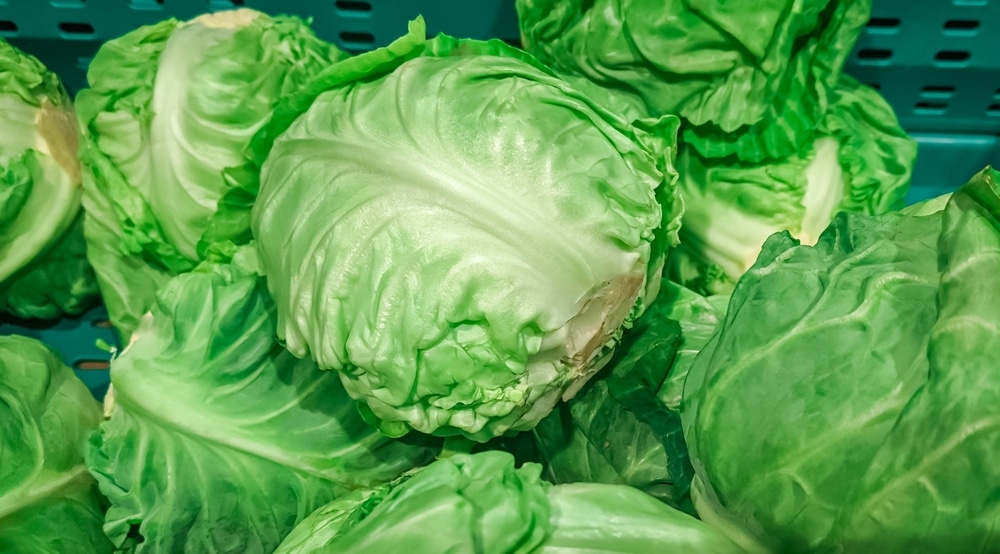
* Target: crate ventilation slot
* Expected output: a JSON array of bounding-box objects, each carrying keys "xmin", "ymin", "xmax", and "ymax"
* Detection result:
[
  {"xmin": 340, "ymin": 31, "xmax": 375, "ymax": 44},
  {"xmin": 58, "ymin": 22, "xmax": 95, "ymax": 35},
  {"xmin": 856, "ymin": 48, "xmax": 893, "ymax": 64},
  {"xmin": 943, "ymin": 19, "xmax": 980, "ymax": 31},
  {"xmin": 335, "ymin": 1, "xmax": 372, "ymax": 12},
  {"xmin": 866, "ymin": 17, "xmax": 900, "ymax": 30}
]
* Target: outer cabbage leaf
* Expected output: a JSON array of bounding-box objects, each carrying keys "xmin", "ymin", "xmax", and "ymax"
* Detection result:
[
  {"xmin": 85, "ymin": 246, "xmax": 440, "ymax": 553},
  {"xmin": 251, "ymin": 18, "xmax": 680, "ymax": 441},
  {"xmin": 669, "ymin": 76, "xmax": 915, "ymax": 295},
  {"xmin": 541, "ymin": 482, "xmax": 747, "ymax": 554},
  {"xmin": 823, "ymin": 167, "xmax": 1000, "ymax": 552},
  {"xmin": 682, "ymin": 170, "xmax": 1000, "ymax": 551},
  {"xmin": 269, "ymin": 483, "xmax": 398, "ymax": 554},
  {"xmin": 899, "ymin": 192, "xmax": 951, "ymax": 217},
  {"xmin": 0, "ymin": 335, "xmax": 112, "ymax": 553},
  {"xmin": 0, "ymin": 214, "xmax": 98, "ymax": 318},
  {"xmin": 275, "ymin": 451, "xmax": 746, "ymax": 553},
  {"xmin": 655, "ymin": 282, "xmax": 730, "ymax": 412},
  {"xmin": 682, "ymin": 208, "xmax": 943, "ymax": 552},
  {"xmin": 516, "ymin": 0, "xmax": 871, "ymax": 162},
  {"xmin": 75, "ymin": 9, "xmax": 344, "ymax": 336},
  {"xmin": 0, "ymin": 38, "xmax": 96, "ymax": 319}
]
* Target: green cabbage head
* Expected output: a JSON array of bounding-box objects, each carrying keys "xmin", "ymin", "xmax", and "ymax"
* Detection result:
[
  {"xmin": 74, "ymin": 8, "xmax": 345, "ymax": 337},
  {"xmin": 274, "ymin": 451, "xmax": 747, "ymax": 553},
  {"xmin": 0, "ymin": 335, "xmax": 112, "ymax": 553},
  {"xmin": 669, "ymin": 76, "xmax": 915, "ymax": 295},
  {"xmin": 251, "ymin": 19, "xmax": 681, "ymax": 442},
  {"xmin": 516, "ymin": 0, "xmax": 872, "ymax": 162},
  {"xmin": 0, "ymin": 38, "xmax": 98, "ymax": 319},
  {"xmin": 683, "ymin": 167, "xmax": 1000, "ymax": 553}
]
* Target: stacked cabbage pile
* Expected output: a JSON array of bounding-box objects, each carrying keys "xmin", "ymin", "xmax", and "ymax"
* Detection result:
[{"xmin": 1, "ymin": 3, "xmax": 997, "ymax": 553}]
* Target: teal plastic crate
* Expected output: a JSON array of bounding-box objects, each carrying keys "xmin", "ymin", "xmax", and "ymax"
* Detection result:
[
  {"xmin": 0, "ymin": 305, "xmax": 117, "ymax": 399},
  {"xmin": 0, "ymin": 0, "xmax": 997, "ymax": 392}
]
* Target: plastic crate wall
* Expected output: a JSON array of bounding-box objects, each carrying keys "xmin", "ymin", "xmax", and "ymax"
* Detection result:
[
  {"xmin": 0, "ymin": 307, "xmax": 117, "ymax": 399},
  {"xmin": 1, "ymin": 0, "xmax": 998, "ymax": 390}
]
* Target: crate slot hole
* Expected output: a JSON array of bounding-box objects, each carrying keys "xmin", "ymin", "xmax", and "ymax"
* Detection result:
[
  {"xmin": 59, "ymin": 22, "xmax": 95, "ymax": 35},
  {"xmin": 934, "ymin": 50, "xmax": 971, "ymax": 65},
  {"xmin": 989, "ymin": 104, "xmax": 1000, "ymax": 117},
  {"xmin": 75, "ymin": 360, "xmax": 110, "ymax": 371},
  {"xmin": 856, "ymin": 48, "xmax": 893, "ymax": 65},
  {"xmin": 943, "ymin": 19, "xmax": 980, "ymax": 31},
  {"xmin": 914, "ymin": 102, "xmax": 948, "ymax": 115},
  {"xmin": 51, "ymin": 0, "xmax": 86, "ymax": 6},
  {"xmin": 340, "ymin": 31, "xmax": 375, "ymax": 45},
  {"xmin": 335, "ymin": 1, "xmax": 372, "ymax": 12},
  {"xmin": 501, "ymin": 37, "xmax": 523, "ymax": 48},
  {"xmin": 857, "ymin": 48, "xmax": 893, "ymax": 60},
  {"xmin": 0, "ymin": 20, "xmax": 17, "ymax": 34},
  {"xmin": 994, "ymin": 87, "xmax": 1000, "ymax": 99},
  {"xmin": 130, "ymin": 0, "xmax": 164, "ymax": 8},
  {"xmin": 866, "ymin": 17, "xmax": 900, "ymax": 29}
]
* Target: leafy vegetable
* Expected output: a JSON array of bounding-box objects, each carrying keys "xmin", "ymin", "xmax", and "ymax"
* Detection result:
[
  {"xmin": 900, "ymin": 193, "xmax": 951, "ymax": 217},
  {"xmin": 542, "ymin": 482, "xmax": 746, "ymax": 553},
  {"xmin": 516, "ymin": 0, "xmax": 872, "ymax": 162},
  {"xmin": 274, "ymin": 451, "xmax": 747, "ymax": 553},
  {"xmin": 0, "ymin": 38, "xmax": 97, "ymax": 319},
  {"xmin": 251, "ymin": 18, "xmax": 681, "ymax": 442},
  {"xmin": 668, "ymin": 76, "xmax": 916, "ymax": 295},
  {"xmin": 530, "ymin": 280, "xmax": 728, "ymax": 515},
  {"xmin": 74, "ymin": 8, "xmax": 344, "ymax": 337},
  {"xmin": 683, "ymin": 167, "xmax": 1000, "ymax": 552},
  {"xmin": 0, "ymin": 335, "xmax": 112, "ymax": 553},
  {"xmin": 654, "ymin": 283, "xmax": 730, "ymax": 413},
  {"xmin": 825, "ymin": 167, "xmax": 1000, "ymax": 552},
  {"xmin": 532, "ymin": 280, "xmax": 685, "ymax": 509},
  {"xmin": 85, "ymin": 246, "xmax": 440, "ymax": 553}
]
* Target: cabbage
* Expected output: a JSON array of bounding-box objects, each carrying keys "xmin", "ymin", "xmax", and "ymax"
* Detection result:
[
  {"xmin": 516, "ymin": 0, "xmax": 871, "ymax": 162},
  {"xmin": 74, "ymin": 8, "xmax": 345, "ymax": 337},
  {"xmin": 0, "ymin": 38, "xmax": 97, "ymax": 319},
  {"xmin": 251, "ymin": 18, "xmax": 681, "ymax": 441},
  {"xmin": 668, "ymin": 76, "xmax": 916, "ymax": 295},
  {"xmin": 274, "ymin": 451, "xmax": 746, "ymax": 553},
  {"xmin": 85, "ymin": 246, "xmax": 440, "ymax": 553},
  {"xmin": 0, "ymin": 335, "xmax": 112, "ymax": 553},
  {"xmin": 682, "ymin": 167, "xmax": 1000, "ymax": 552}
]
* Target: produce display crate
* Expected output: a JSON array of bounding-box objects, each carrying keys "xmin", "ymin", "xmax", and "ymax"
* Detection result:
[{"xmin": 1, "ymin": 0, "xmax": 998, "ymax": 396}]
